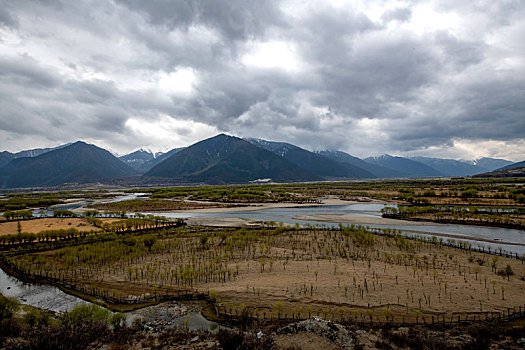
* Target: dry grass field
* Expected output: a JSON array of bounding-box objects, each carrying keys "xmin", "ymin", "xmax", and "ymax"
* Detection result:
[
  {"xmin": 7, "ymin": 225, "xmax": 525, "ymax": 324},
  {"xmin": 0, "ymin": 218, "xmax": 103, "ymax": 236}
]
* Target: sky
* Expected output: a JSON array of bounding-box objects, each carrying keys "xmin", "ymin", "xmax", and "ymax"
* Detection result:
[{"xmin": 0, "ymin": 0, "xmax": 524, "ymax": 161}]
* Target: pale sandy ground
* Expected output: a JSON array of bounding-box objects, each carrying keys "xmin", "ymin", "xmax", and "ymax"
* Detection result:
[
  {"xmin": 186, "ymin": 217, "xmax": 263, "ymax": 227},
  {"xmin": 293, "ymin": 213, "xmax": 432, "ymax": 226},
  {"xmin": 172, "ymin": 198, "xmax": 363, "ymax": 214},
  {"xmin": 204, "ymin": 246, "xmax": 525, "ymax": 319},
  {"xmin": 57, "ymin": 228, "xmax": 524, "ymax": 321},
  {"xmin": 182, "ymin": 198, "xmax": 369, "ymax": 227}
]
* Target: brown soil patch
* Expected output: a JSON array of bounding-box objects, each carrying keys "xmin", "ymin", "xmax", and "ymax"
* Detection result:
[
  {"xmin": 273, "ymin": 333, "xmax": 343, "ymax": 350},
  {"xmin": 0, "ymin": 218, "xmax": 101, "ymax": 236}
]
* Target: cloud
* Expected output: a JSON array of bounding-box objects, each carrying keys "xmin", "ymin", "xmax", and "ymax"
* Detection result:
[
  {"xmin": 0, "ymin": 0, "xmax": 523, "ymax": 161},
  {"xmin": 158, "ymin": 68, "xmax": 198, "ymax": 95},
  {"xmin": 124, "ymin": 115, "xmax": 219, "ymax": 152},
  {"xmin": 381, "ymin": 7, "xmax": 412, "ymax": 23}
]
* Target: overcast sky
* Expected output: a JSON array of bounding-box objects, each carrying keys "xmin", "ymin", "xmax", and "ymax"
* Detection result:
[{"xmin": 0, "ymin": 0, "xmax": 524, "ymax": 161}]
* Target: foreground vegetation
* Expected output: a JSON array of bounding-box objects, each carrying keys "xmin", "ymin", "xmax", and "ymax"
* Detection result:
[{"xmin": 2, "ymin": 296, "xmax": 523, "ymax": 350}]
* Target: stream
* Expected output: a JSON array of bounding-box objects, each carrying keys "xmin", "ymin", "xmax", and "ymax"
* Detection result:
[{"xmin": 0, "ymin": 265, "xmax": 220, "ymax": 331}]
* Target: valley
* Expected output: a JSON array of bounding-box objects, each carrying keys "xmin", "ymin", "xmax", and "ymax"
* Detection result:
[{"xmin": 0, "ymin": 178, "xmax": 524, "ymax": 349}]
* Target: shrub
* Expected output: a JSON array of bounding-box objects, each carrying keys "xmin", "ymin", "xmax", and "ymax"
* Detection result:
[{"xmin": 0, "ymin": 295, "xmax": 19, "ymax": 322}]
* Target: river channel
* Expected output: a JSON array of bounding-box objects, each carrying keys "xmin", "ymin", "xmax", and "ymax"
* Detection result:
[
  {"xmin": 50, "ymin": 194, "xmax": 524, "ymax": 256},
  {"xmin": 0, "ymin": 265, "xmax": 220, "ymax": 330},
  {"xmin": 150, "ymin": 203, "xmax": 525, "ymax": 256}
]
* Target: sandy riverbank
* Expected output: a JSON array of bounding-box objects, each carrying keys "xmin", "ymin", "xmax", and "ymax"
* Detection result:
[
  {"xmin": 155, "ymin": 197, "xmax": 376, "ymax": 214},
  {"xmin": 167, "ymin": 198, "xmax": 378, "ymax": 227},
  {"xmin": 293, "ymin": 213, "xmax": 434, "ymax": 226}
]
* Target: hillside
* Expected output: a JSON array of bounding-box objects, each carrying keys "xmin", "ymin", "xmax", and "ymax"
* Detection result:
[
  {"xmin": 498, "ymin": 160, "xmax": 525, "ymax": 171},
  {"xmin": 119, "ymin": 148, "xmax": 185, "ymax": 173},
  {"xmin": 473, "ymin": 157, "xmax": 513, "ymax": 172},
  {"xmin": 409, "ymin": 156, "xmax": 482, "ymax": 176},
  {"xmin": 119, "ymin": 149, "xmax": 155, "ymax": 171},
  {"xmin": 138, "ymin": 147, "xmax": 185, "ymax": 173},
  {"xmin": 473, "ymin": 167, "xmax": 525, "ymax": 178},
  {"xmin": 317, "ymin": 150, "xmax": 403, "ymax": 178},
  {"xmin": 0, "ymin": 141, "xmax": 136, "ymax": 188},
  {"xmin": 145, "ymin": 134, "xmax": 319, "ymax": 184},
  {"xmin": 247, "ymin": 139, "xmax": 374, "ymax": 179},
  {"xmin": 14, "ymin": 144, "xmax": 71, "ymax": 158},
  {"xmin": 0, "ymin": 151, "xmax": 14, "ymax": 169},
  {"xmin": 364, "ymin": 154, "xmax": 442, "ymax": 177}
]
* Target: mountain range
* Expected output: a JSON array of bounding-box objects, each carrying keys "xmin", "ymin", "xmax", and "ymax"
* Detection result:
[
  {"xmin": 365, "ymin": 155, "xmax": 443, "ymax": 178},
  {"xmin": 0, "ymin": 141, "xmax": 136, "ymax": 188},
  {"xmin": 119, "ymin": 147, "xmax": 184, "ymax": 173},
  {"xmin": 145, "ymin": 135, "xmax": 318, "ymax": 184},
  {"xmin": 0, "ymin": 134, "xmax": 521, "ymax": 188},
  {"xmin": 499, "ymin": 160, "xmax": 525, "ymax": 171},
  {"xmin": 246, "ymin": 138, "xmax": 375, "ymax": 179}
]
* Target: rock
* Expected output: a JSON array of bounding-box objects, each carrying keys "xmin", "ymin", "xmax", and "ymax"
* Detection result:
[
  {"xmin": 354, "ymin": 329, "xmax": 379, "ymax": 350},
  {"xmin": 277, "ymin": 317, "xmax": 354, "ymax": 349},
  {"xmin": 189, "ymin": 336, "xmax": 199, "ymax": 343}
]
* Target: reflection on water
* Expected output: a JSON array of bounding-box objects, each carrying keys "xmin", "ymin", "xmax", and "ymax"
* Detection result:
[
  {"xmin": 33, "ymin": 193, "xmax": 147, "ymax": 217},
  {"xmin": 99, "ymin": 193, "xmax": 147, "ymax": 204},
  {"xmin": 0, "ymin": 266, "xmax": 220, "ymax": 331},
  {"xmin": 0, "ymin": 267, "xmax": 87, "ymax": 312}
]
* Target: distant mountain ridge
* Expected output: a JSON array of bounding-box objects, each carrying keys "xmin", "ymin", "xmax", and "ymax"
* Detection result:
[
  {"xmin": 247, "ymin": 138, "xmax": 375, "ymax": 179},
  {"xmin": 119, "ymin": 149, "xmax": 155, "ymax": 171},
  {"xmin": 364, "ymin": 155, "xmax": 443, "ymax": 177},
  {"xmin": 408, "ymin": 156, "xmax": 483, "ymax": 176},
  {"xmin": 0, "ymin": 144, "xmax": 72, "ymax": 169},
  {"xmin": 0, "ymin": 151, "xmax": 14, "ymax": 169},
  {"xmin": 119, "ymin": 148, "xmax": 185, "ymax": 173},
  {"xmin": 472, "ymin": 157, "xmax": 513, "ymax": 172},
  {"xmin": 498, "ymin": 160, "xmax": 525, "ymax": 171},
  {"xmin": 0, "ymin": 141, "xmax": 136, "ymax": 188},
  {"xmin": 0, "ymin": 135, "xmax": 519, "ymax": 188},
  {"xmin": 473, "ymin": 166, "xmax": 525, "ymax": 178},
  {"xmin": 316, "ymin": 150, "xmax": 404, "ymax": 178},
  {"xmin": 14, "ymin": 143, "xmax": 72, "ymax": 158},
  {"xmin": 145, "ymin": 134, "xmax": 319, "ymax": 184}
]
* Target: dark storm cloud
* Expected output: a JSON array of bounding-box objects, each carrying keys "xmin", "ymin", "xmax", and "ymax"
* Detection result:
[
  {"xmin": 119, "ymin": 0, "xmax": 283, "ymax": 40},
  {"xmin": 0, "ymin": 0, "xmax": 523, "ymax": 160},
  {"xmin": 0, "ymin": 55, "xmax": 60, "ymax": 87},
  {"xmin": 0, "ymin": 6, "xmax": 18, "ymax": 28}
]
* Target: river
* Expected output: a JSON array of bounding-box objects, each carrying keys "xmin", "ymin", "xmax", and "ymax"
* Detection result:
[
  {"xmin": 0, "ymin": 265, "xmax": 221, "ymax": 330},
  {"xmin": 147, "ymin": 203, "xmax": 525, "ymax": 256},
  {"xmin": 34, "ymin": 196, "xmax": 525, "ymax": 255}
]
